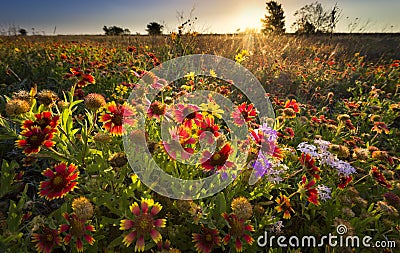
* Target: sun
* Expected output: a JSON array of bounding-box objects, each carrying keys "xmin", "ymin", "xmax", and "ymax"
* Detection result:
[{"xmin": 235, "ymin": 7, "xmax": 264, "ymax": 32}]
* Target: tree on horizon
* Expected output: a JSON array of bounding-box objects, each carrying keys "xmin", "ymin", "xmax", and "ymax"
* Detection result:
[
  {"xmin": 146, "ymin": 22, "xmax": 164, "ymax": 35},
  {"xmin": 292, "ymin": 2, "xmax": 334, "ymax": 34},
  {"xmin": 261, "ymin": 1, "xmax": 286, "ymax": 34},
  {"xmin": 103, "ymin": 25, "xmax": 130, "ymax": 36}
]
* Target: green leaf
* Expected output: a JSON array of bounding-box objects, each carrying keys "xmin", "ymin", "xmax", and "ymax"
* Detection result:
[
  {"xmin": 212, "ymin": 192, "xmax": 227, "ymax": 225},
  {"xmin": 106, "ymin": 236, "xmax": 123, "ymax": 250},
  {"xmin": 0, "ymin": 160, "xmax": 20, "ymax": 199}
]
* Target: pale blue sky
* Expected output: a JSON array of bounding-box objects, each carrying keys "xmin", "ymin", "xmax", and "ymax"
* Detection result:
[{"xmin": 0, "ymin": 0, "xmax": 399, "ymax": 34}]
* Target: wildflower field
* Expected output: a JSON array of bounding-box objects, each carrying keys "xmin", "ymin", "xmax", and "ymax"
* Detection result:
[{"xmin": 0, "ymin": 34, "xmax": 399, "ymax": 253}]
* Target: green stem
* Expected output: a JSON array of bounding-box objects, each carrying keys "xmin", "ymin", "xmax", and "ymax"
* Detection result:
[
  {"xmin": 283, "ymin": 168, "xmax": 304, "ymax": 181},
  {"xmin": 81, "ymin": 112, "xmax": 97, "ymax": 168},
  {"xmin": 353, "ymin": 174, "xmax": 370, "ymax": 185},
  {"xmin": 370, "ymin": 133, "xmax": 379, "ymax": 144},
  {"xmin": 44, "ymin": 147, "xmax": 77, "ymax": 163},
  {"xmin": 57, "ymin": 125, "xmax": 78, "ymax": 151}
]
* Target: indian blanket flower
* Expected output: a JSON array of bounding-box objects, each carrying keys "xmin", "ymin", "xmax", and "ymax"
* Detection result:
[
  {"xmin": 201, "ymin": 143, "xmax": 233, "ymax": 173},
  {"xmin": 39, "ymin": 163, "xmax": 79, "ymax": 200},
  {"xmin": 370, "ymin": 166, "xmax": 393, "ymax": 189},
  {"xmin": 280, "ymin": 127, "xmax": 294, "ymax": 139},
  {"xmin": 371, "ymin": 150, "xmax": 394, "ymax": 165},
  {"xmin": 108, "ymin": 152, "xmax": 128, "ymax": 168},
  {"xmin": 284, "ymin": 99, "xmax": 300, "ymax": 113},
  {"xmin": 376, "ymin": 201, "xmax": 398, "ymax": 216},
  {"xmin": 372, "ymin": 121, "xmax": 389, "ymax": 134},
  {"xmin": 31, "ymin": 226, "xmax": 62, "ymax": 253},
  {"xmin": 383, "ymin": 192, "xmax": 400, "ymax": 207},
  {"xmin": 59, "ymin": 213, "xmax": 95, "ymax": 252},
  {"xmin": 16, "ymin": 126, "xmax": 56, "ymax": 155},
  {"xmin": 174, "ymin": 104, "xmax": 203, "ymax": 128},
  {"xmin": 298, "ymin": 175, "xmax": 320, "ymax": 206},
  {"xmin": 162, "ymin": 126, "xmax": 195, "ymax": 160},
  {"xmin": 65, "ymin": 67, "xmax": 96, "ymax": 88},
  {"xmin": 231, "ymin": 102, "xmax": 257, "ymax": 126},
  {"xmin": 338, "ymin": 175, "xmax": 353, "ymax": 189},
  {"xmin": 156, "ymin": 239, "xmax": 171, "ymax": 252},
  {"xmin": 337, "ymin": 114, "xmax": 351, "ymax": 122},
  {"xmin": 282, "ymin": 108, "xmax": 296, "ymax": 118},
  {"xmin": 100, "ymin": 101, "xmax": 136, "ymax": 136},
  {"xmin": 147, "ymin": 100, "xmax": 167, "ymax": 120},
  {"xmin": 352, "ymin": 147, "xmax": 369, "ymax": 161},
  {"xmin": 120, "ymin": 198, "xmax": 166, "ymax": 252},
  {"xmin": 22, "ymin": 111, "xmax": 59, "ymax": 131},
  {"xmin": 299, "ymin": 153, "xmax": 321, "ymax": 180},
  {"xmin": 16, "ymin": 111, "xmax": 59, "ymax": 155},
  {"xmin": 344, "ymin": 100, "xmax": 360, "ymax": 110},
  {"xmin": 221, "ymin": 213, "xmax": 254, "ymax": 252},
  {"xmin": 198, "ymin": 116, "xmax": 220, "ymax": 144},
  {"xmin": 192, "ymin": 225, "xmax": 221, "ymax": 253},
  {"xmin": 275, "ymin": 193, "xmax": 295, "ymax": 219},
  {"xmin": 127, "ymin": 46, "xmax": 137, "ymax": 53},
  {"xmin": 345, "ymin": 119, "xmax": 356, "ymax": 130}
]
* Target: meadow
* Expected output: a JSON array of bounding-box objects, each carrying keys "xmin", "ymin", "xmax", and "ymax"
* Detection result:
[{"xmin": 0, "ymin": 33, "xmax": 399, "ymax": 253}]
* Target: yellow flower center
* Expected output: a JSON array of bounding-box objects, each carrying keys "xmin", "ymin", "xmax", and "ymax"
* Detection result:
[
  {"xmin": 139, "ymin": 219, "xmax": 149, "ymax": 229},
  {"xmin": 113, "ymin": 113, "xmax": 123, "ymax": 126},
  {"xmin": 150, "ymin": 103, "xmax": 166, "ymax": 116},
  {"xmin": 53, "ymin": 176, "xmax": 63, "ymax": 186},
  {"xmin": 205, "ymin": 234, "xmax": 213, "ymax": 242},
  {"xmin": 135, "ymin": 213, "xmax": 153, "ymax": 234},
  {"xmin": 230, "ymin": 218, "xmax": 245, "ymax": 238},
  {"xmin": 70, "ymin": 218, "xmax": 85, "ymax": 237},
  {"xmin": 46, "ymin": 233, "xmax": 54, "ymax": 242},
  {"xmin": 213, "ymin": 154, "xmax": 221, "ymax": 161}
]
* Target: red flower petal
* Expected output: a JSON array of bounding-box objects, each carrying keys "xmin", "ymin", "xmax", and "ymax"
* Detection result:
[
  {"xmin": 135, "ymin": 235, "xmax": 145, "ymax": 252},
  {"xmin": 122, "ymin": 231, "xmax": 137, "ymax": 247}
]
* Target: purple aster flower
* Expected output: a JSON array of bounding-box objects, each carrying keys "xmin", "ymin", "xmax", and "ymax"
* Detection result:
[
  {"xmin": 297, "ymin": 142, "xmax": 319, "ymax": 157},
  {"xmin": 313, "ymin": 139, "xmax": 331, "ymax": 152},
  {"xmin": 253, "ymin": 152, "xmax": 272, "ymax": 178},
  {"xmin": 316, "ymin": 185, "xmax": 331, "ymax": 201},
  {"xmin": 259, "ymin": 123, "xmax": 278, "ymax": 142},
  {"xmin": 251, "ymin": 151, "xmax": 283, "ymax": 183}
]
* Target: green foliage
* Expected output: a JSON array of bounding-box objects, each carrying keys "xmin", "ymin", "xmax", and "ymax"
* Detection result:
[{"xmin": 0, "ymin": 160, "xmax": 20, "ymax": 199}]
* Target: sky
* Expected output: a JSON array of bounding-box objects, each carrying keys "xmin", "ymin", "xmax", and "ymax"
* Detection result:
[{"xmin": 0, "ymin": 0, "xmax": 399, "ymax": 35}]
